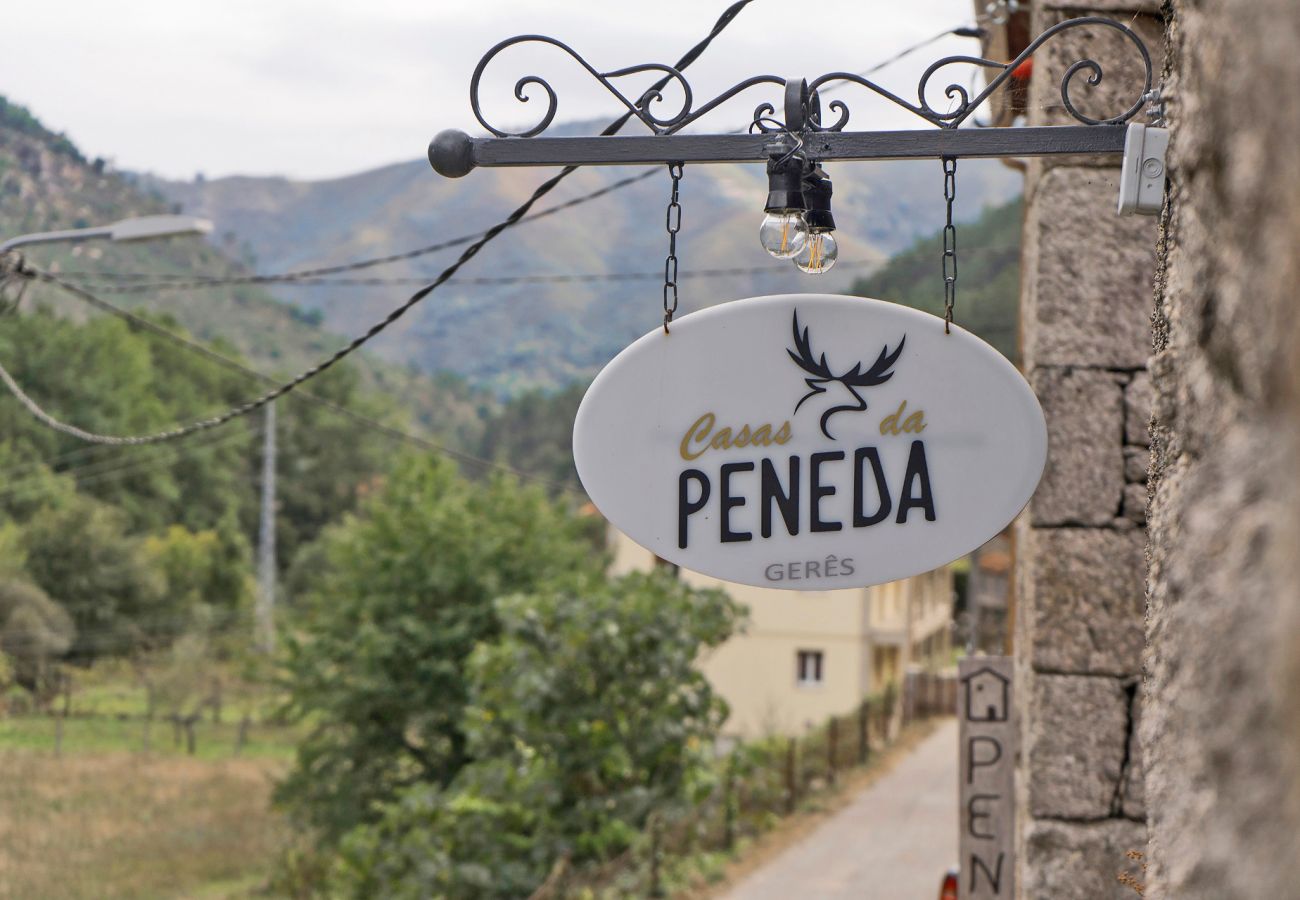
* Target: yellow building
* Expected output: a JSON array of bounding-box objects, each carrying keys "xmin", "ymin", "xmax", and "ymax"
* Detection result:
[{"xmin": 608, "ymin": 527, "xmax": 954, "ymax": 739}]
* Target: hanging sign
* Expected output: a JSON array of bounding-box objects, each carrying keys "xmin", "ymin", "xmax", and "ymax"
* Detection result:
[{"xmin": 573, "ymin": 294, "xmax": 1046, "ymax": 590}]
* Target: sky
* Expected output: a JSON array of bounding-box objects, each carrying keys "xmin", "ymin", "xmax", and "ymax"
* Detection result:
[{"xmin": 4, "ymin": 0, "xmax": 984, "ymax": 181}]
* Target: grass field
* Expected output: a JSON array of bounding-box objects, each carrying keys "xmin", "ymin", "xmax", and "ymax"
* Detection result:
[{"xmin": 0, "ymin": 749, "xmax": 291, "ymax": 899}]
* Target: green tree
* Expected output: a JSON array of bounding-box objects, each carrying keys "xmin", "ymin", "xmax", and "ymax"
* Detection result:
[
  {"xmin": 142, "ymin": 519, "xmax": 254, "ymax": 634},
  {"xmin": 0, "ymin": 578, "xmax": 74, "ymax": 696},
  {"xmin": 0, "ymin": 308, "xmax": 257, "ymax": 533},
  {"xmin": 476, "ymin": 383, "xmax": 586, "ymax": 493},
  {"xmin": 21, "ymin": 495, "xmax": 166, "ymax": 661},
  {"xmin": 850, "ymin": 195, "xmax": 1023, "ymax": 363},
  {"xmin": 277, "ymin": 454, "xmax": 605, "ymax": 841},
  {"xmin": 270, "ymin": 365, "xmax": 398, "ymax": 571},
  {"xmin": 0, "ymin": 442, "xmax": 76, "ymax": 523},
  {"xmin": 333, "ymin": 572, "xmax": 743, "ymax": 899}
]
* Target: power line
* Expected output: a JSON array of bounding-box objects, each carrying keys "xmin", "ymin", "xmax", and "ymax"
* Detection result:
[
  {"xmin": 56, "ymin": 168, "xmax": 661, "ymax": 288},
  {"xmin": 0, "ymin": 422, "xmax": 263, "ymax": 504},
  {"xmin": 84, "ymin": 260, "xmax": 879, "ymax": 292},
  {"xmin": 2, "ymin": 233, "xmax": 1016, "ymax": 462},
  {"xmin": 0, "ymin": 0, "xmax": 758, "ymax": 450},
  {"xmin": 9, "ymin": 273, "xmax": 584, "ymax": 494},
  {"xmin": 50, "ymin": 22, "xmax": 977, "ymax": 292},
  {"xmin": 68, "ymin": 246, "xmax": 1017, "ymax": 293}
]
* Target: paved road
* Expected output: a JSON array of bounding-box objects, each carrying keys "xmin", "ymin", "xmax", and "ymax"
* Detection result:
[{"xmin": 724, "ymin": 718, "xmax": 958, "ymax": 900}]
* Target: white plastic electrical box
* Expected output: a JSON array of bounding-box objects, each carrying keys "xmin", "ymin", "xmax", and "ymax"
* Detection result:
[{"xmin": 1118, "ymin": 122, "xmax": 1169, "ymax": 216}]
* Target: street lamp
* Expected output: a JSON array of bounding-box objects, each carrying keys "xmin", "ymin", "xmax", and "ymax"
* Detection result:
[
  {"xmin": 0, "ymin": 214, "xmax": 214, "ymax": 313},
  {"xmin": 0, "ymin": 214, "xmax": 213, "ymax": 253}
]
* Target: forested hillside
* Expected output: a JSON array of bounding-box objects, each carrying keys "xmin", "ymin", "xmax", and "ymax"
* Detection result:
[
  {"xmin": 0, "ymin": 97, "xmax": 504, "ymax": 701},
  {"xmin": 850, "ymin": 195, "xmax": 1023, "ymax": 363},
  {"xmin": 142, "ymin": 122, "xmax": 1022, "ymax": 392},
  {"xmin": 0, "ymin": 95, "xmax": 489, "ymax": 442}
]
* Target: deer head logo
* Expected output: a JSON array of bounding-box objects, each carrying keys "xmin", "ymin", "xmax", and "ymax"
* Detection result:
[{"xmin": 787, "ymin": 310, "xmax": 906, "ymax": 440}]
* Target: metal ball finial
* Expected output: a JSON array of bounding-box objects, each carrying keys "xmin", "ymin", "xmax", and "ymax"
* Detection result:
[{"xmin": 428, "ymin": 129, "xmax": 476, "ymax": 178}]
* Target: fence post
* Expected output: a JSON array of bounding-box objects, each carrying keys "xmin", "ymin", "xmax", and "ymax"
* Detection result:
[
  {"xmin": 828, "ymin": 718, "xmax": 839, "ymax": 785},
  {"xmin": 887, "ymin": 680, "xmax": 900, "ymax": 734},
  {"xmin": 235, "ymin": 715, "xmax": 251, "ymax": 757},
  {"xmin": 784, "ymin": 737, "xmax": 798, "ymax": 814},
  {"xmin": 211, "ymin": 678, "xmax": 223, "ymax": 725},
  {"xmin": 723, "ymin": 754, "xmax": 738, "ymax": 850},
  {"xmin": 858, "ymin": 701, "xmax": 869, "ymax": 765},
  {"xmin": 648, "ymin": 811, "xmax": 665, "ymax": 898}
]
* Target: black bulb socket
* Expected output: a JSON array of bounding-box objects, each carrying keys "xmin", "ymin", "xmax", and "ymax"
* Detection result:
[
  {"xmin": 802, "ymin": 168, "xmax": 836, "ymax": 233},
  {"xmin": 764, "ymin": 156, "xmax": 807, "ymax": 215}
]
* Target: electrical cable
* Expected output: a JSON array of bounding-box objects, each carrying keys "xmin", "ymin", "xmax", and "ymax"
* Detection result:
[
  {"xmin": 84, "ymin": 259, "xmax": 879, "ymax": 292},
  {"xmin": 0, "ymin": 0, "xmax": 759, "ymax": 448},
  {"xmin": 56, "ymin": 168, "xmax": 661, "ymax": 288},
  {"xmin": 3, "ymin": 237, "xmax": 1016, "ymax": 464},
  {"xmin": 54, "ymin": 18, "xmax": 976, "ymax": 290},
  {"xmin": 80, "ymin": 244, "xmax": 1016, "ymax": 292},
  {"xmin": 5, "ymin": 272, "xmax": 586, "ymax": 494},
  {"xmin": 0, "ymin": 422, "xmax": 263, "ymax": 504}
]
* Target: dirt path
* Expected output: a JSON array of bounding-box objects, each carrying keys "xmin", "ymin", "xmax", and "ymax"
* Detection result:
[{"xmin": 721, "ymin": 718, "xmax": 958, "ymax": 900}]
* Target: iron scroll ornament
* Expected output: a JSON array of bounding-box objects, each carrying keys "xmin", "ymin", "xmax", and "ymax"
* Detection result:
[{"xmin": 468, "ymin": 16, "xmax": 1153, "ymax": 138}]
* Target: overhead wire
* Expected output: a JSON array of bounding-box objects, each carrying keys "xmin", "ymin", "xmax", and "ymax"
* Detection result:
[
  {"xmin": 3, "ymin": 271, "xmax": 586, "ymax": 494},
  {"xmin": 77, "ymin": 244, "xmax": 1017, "ymax": 293},
  {"xmin": 1, "ymin": 11, "xmax": 1003, "ymax": 459},
  {"xmin": 55, "ymin": 168, "xmax": 662, "ymax": 289},
  {"xmin": 0, "ymin": 421, "xmax": 263, "ymax": 504},
  {"xmin": 0, "ymin": 0, "xmax": 761, "ymax": 450},
  {"xmin": 51, "ymin": 20, "xmax": 980, "ymax": 290},
  {"xmin": 83, "ymin": 260, "xmax": 878, "ymax": 292}
]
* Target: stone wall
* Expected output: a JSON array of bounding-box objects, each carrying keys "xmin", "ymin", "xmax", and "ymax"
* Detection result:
[
  {"xmin": 1012, "ymin": 3, "xmax": 1162, "ymax": 897},
  {"xmin": 1143, "ymin": 0, "xmax": 1300, "ymax": 896}
]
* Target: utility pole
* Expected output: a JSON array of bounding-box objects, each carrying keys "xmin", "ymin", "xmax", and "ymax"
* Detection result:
[{"xmin": 256, "ymin": 401, "xmax": 277, "ymax": 653}]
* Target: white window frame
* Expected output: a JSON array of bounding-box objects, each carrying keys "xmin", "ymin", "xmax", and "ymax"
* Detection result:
[{"xmin": 796, "ymin": 649, "xmax": 825, "ymax": 687}]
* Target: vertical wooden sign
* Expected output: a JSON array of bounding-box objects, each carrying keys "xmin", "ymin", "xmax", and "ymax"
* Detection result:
[{"xmin": 959, "ymin": 656, "xmax": 1015, "ymax": 899}]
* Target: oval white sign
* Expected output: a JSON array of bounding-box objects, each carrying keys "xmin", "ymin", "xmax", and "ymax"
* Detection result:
[{"xmin": 574, "ymin": 294, "xmax": 1046, "ymax": 590}]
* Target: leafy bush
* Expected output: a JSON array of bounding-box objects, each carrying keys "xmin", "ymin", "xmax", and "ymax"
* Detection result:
[
  {"xmin": 21, "ymin": 495, "xmax": 165, "ymax": 661},
  {"xmin": 331, "ymin": 572, "xmax": 743, "ymax": 898},
  {"xmin": 277, "ymin": 454, "xmax": 606, "ymax": 841},
  {"xmin": 0, "ymin": 578, "xmax": 74, "ymax": 695}
]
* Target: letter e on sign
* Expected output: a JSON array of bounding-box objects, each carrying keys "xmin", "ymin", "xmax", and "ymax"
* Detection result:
[
  {"xmin": 959, "ymin": 656, "xmax": 1015, "ymax": 899},
  {"xmin": 573, "ymin": 295, "xmax": 1047, "ymax": 589}
]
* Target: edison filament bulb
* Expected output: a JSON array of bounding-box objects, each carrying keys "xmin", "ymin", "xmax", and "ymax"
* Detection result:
[
  {"xmin": 794, "ymin": 231, "xmax": 839, "ymax": 274},
  {"xmin": 759, "ymin": 213, "xmax": 808, "ymax": 259}
]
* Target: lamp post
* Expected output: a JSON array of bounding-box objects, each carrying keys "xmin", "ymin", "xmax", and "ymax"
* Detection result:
[{"xmin": 0, "ymin": 214, "xmax": 213, "ymax": 254}]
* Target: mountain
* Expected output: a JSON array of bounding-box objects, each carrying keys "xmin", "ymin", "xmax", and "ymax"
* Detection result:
[
  {"xmin": 140, "ymin": 120, "xmax": 1022, "ymax": 393},
  {"xmin": 850, "ymin": 195, "xmax": 1023, "ymax": 364},
  {"xmin": 0, "ymin": 95, "xmax": 489, "ymax": 444}
]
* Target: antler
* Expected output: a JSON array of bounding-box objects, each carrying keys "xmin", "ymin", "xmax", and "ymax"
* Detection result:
[
  {"xmin": 787, "ymin": 311, "xmax": 833, "ymax": 379},
  {"xmin": 785, "ymin": 310, "xmax": 908, "ymax": 441},
  {"xmin": 841, "ymin": 336, "xmax": 906, "ymax": 387}
]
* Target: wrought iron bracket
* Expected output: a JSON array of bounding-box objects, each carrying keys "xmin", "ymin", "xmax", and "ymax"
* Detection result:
[
  {"xmin": 430, "ymin": 126, "xmax": 1128, "ymax": 176},
  {"xmin": 429, "ymin": 16, "xmax": 1155, "ymax": 179}
]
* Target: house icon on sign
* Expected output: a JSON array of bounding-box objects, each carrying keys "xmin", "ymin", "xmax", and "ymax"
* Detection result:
[{"xmin": 961, "ymin": 666, "xmax": 1010, "ymax": 723}]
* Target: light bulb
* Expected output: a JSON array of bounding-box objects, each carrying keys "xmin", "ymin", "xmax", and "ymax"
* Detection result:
[
  {"xmin": 759, "ymin": 213, "xmax": 808, "ymax": 259},
  {"xmin": 794, "ymin": 232, "xmax": 839, "ymax": 274}
]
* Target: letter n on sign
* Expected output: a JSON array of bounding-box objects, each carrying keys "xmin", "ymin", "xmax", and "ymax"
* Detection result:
[{"xmin": 958, "ymin": 656, "xmax": 1015, "ymax": 899}]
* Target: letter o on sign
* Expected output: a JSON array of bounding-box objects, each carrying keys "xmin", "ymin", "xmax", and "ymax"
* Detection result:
[{"xmin": 573, "ymin": 294, "xmax": 1047, "ymax": 590}]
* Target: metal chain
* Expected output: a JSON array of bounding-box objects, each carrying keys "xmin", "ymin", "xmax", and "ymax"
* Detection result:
[
  {"xmin": 663, "ymin": 162, "xmax": 684, "ymax": 333},
  {"xmin": 941, "ymin": 156, "xmax": 958, "ymax": 334}
]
